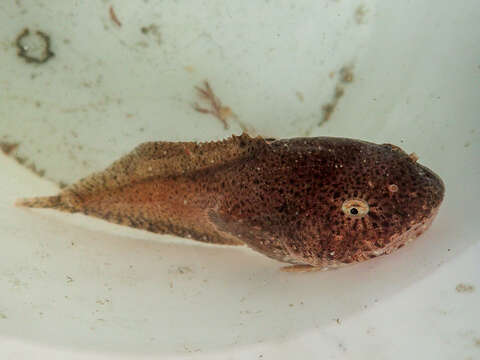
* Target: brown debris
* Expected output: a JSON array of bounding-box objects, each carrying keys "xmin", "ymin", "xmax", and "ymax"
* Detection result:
[
  {"xmin": 296, "ymin": 91, "xmax": 304, "ymax": 102},
  {"xmin": 140, "ymin": 24, "xmax": 162, "ymax": 45},
  {"xmin": 0, "ymin": 142, "xmax": 19, "ymax": 155},
  {"xmin": 320, "ymin": 86, "xmax": 345, "ymax": 125},
  {"xmin": 0, "ymin": 141, "xmax": 47, "ymax": 179},
  {"xmin": 339, "ymin": 66, "xmax": 354, "ymax": 83},
  {"xmin": 192, "ymin": 81, "xmax": 254, "ymax": 134},
  {"xmin": 109, "ymin": 6, "xmax": 122, "ymax": 27},
  {"xmin": 456, "ymin": 283, "xmax": 475, "ymax": 293},
  {"xmin": 318, "ymin": 66, "xmax": 353, "ymax": 126},
  {"xmin": 16, "ymin": 28, "xmax": 54, "ymax": 64},
  {"xmin": 193, "ymin": 81, "xmax": 232, "ymax": 130}
]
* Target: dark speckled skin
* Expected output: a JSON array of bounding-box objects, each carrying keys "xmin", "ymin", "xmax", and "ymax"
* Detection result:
[{"xmin": 17, "ymin": 134, "xmax": 445, "ymax": 270}]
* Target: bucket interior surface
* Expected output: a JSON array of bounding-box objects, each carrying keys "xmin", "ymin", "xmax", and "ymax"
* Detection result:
[{"xmin": 0, "ymin": 1, "xmax": 479, "ymax": 359}]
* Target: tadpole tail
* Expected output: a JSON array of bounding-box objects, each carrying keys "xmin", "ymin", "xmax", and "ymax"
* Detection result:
[{"xmin": 15, "ymin": 195, "xmax": 74, "ymax": 212}]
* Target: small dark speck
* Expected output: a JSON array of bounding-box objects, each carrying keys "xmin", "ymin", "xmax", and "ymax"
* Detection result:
[
  {"xmin": 455, "ymin": 283, "xmax": 474, "ymax": 293},
  {"xmin": 174, "ymin": 266, "xmax": 192, "ymax": 274},
  {"xmin": 296, "ymin": 91, "xmax": 304, "ymax": 102},
  {"xmin": 140, "ymin": 24, "xmax": 162, "ymax": 45},
  {"xmin": 66, "ymin": 275, "xmax": 74, "ymax": 283}
]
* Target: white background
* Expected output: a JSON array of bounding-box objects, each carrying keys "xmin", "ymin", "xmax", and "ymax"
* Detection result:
[{"xmin": 0, "ymin": 1, "xmax": 479, "ymax": 359}]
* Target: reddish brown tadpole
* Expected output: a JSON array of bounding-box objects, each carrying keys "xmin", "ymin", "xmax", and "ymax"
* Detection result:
[{"xmin": 17, "ymin": 134, "xmax": 444, "ymax": 271}]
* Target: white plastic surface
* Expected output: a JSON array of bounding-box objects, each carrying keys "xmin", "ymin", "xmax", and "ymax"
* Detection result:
[{"xmin": 1, "ymin": 1, "xmax": 479, "ymax": 359}]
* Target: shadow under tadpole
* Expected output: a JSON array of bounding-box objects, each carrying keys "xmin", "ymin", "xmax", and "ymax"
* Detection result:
[{"xmin": 0, "ymin": 180, "xmax": 474, "ymax": 356}]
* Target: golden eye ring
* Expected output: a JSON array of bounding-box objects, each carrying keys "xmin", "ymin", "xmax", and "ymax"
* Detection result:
[{"xmin": 342, "ymin": 198, "xmax": 369, "ymax": 218}]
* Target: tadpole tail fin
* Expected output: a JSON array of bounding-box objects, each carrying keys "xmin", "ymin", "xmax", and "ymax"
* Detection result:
[{"xmin": 15, "ymin": 195, "xmax": 75, "ymax": 212}]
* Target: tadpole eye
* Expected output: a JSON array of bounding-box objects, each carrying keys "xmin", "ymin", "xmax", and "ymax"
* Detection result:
[{"xmin": 342, "ymin": 199, "xmax": 369, "ymax": 218}]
